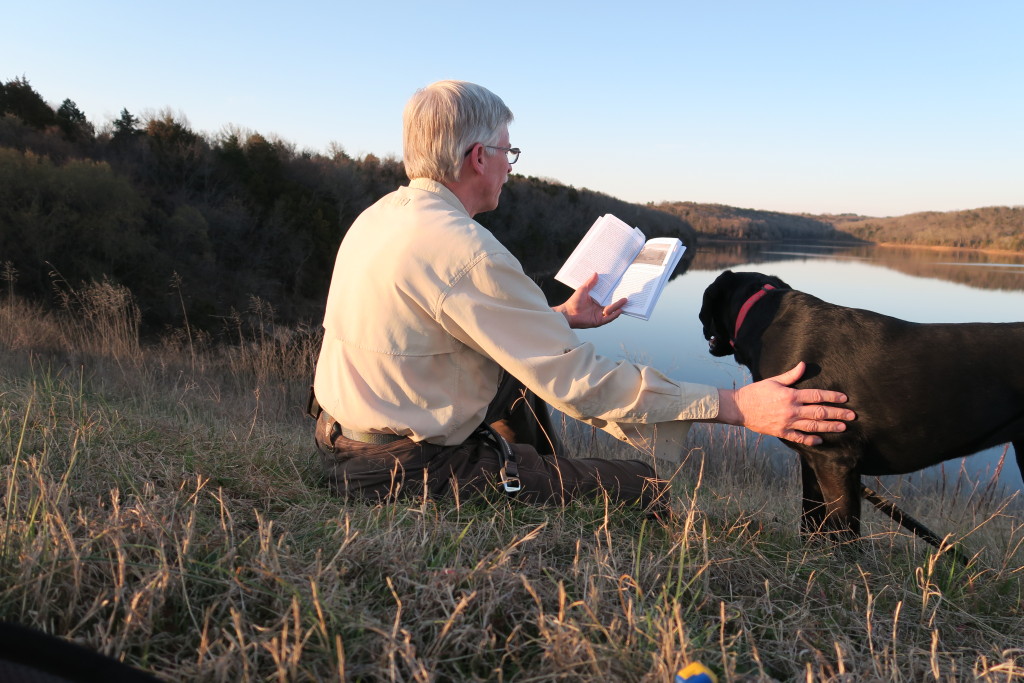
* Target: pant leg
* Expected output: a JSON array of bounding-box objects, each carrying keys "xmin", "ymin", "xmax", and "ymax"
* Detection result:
[
  {"xmin": 315, "ymin": 378, "xmax": 668, "ymax": 509},
  {"xmin": 507, "ymin": 442, "xmax": 667, "ymax": 508},
  {"xmin": 316, "ymin": 411, "xmax": 506, "ymax": 502},
  {"xmin": 482, "ymin": 372, "xmax": 668, "ymax": 506},
  {"xmin": 315, "ymin": 412, "xmax": 415, "ymax": 501}
]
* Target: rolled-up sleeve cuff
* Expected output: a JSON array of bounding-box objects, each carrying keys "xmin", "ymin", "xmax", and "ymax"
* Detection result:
[
  {"xmin": 676, "ymin": 383, "xmax": 720, "ymax": 421},
  {"xmin": 579, "ymin": 384, "xmax": 720, "ymax": 464}
]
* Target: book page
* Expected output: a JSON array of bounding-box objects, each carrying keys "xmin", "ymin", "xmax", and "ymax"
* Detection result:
[
  {"xmin": 610, "ymin": 238, "xmax": 684, "ymax": 320},
  {"xmin": 554, "ymin": 214, "xmax": 645, "ymax": 305}
]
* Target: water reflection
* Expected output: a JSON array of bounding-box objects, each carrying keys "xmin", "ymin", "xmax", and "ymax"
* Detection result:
[
  {"xmin": 689, "ymin": 240, "xmax": 1024, "ymax": 291},
  {"xmin": 566, "ymin": 240, "xmax": 1024, "ymax": 493}
]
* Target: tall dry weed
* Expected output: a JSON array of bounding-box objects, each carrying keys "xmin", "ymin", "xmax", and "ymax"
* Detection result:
[
  {"xmin": 49, "ymin": 274, "xmax": 142, "ymax": 365},
  {"xmin": 218, "ymin": 296, "xmax": 321, "ymax": 421}
]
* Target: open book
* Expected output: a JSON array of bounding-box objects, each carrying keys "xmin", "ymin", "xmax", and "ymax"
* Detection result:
[{"xmin": 554, "ymin": 214, "xmax": 685, "ymax": 321}]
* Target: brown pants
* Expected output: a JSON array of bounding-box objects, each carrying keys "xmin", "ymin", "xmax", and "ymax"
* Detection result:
[{"xmin": 314, "ymin": 374, "xmax": 667, "ymax": 509}]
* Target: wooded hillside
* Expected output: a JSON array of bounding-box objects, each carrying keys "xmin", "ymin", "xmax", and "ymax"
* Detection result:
[
  {"xmin": 823, "ymin": 207, "xmax": 1024, "ymax": 252},
  {"xmin": 3, "ymin": 76, "xmax": 1019, "ymax": 336},
  {"xmin": 653, "ymin": 201, "xmax": 860, "ymax": 242},
  {"xmin": 0, "ymin": 77, "xmax": 695, "ymax": 334},
  {"xmin": 652, "ymin": 200, "xmax": 1023, "ymax": 254}
]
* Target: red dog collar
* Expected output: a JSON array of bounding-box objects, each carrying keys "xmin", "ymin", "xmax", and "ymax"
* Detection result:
[{"xmin": 731, "ymin": 284, "xmax": 776, "ymax": 347}]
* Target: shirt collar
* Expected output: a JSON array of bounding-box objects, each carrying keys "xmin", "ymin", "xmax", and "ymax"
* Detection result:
[{"xmin": 408, "ymin": 178, "xmax": 470, "ymax": 217}]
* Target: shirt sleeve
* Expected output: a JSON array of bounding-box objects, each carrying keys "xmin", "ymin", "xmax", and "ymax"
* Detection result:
[{"xmin": 436, "ymin": 251, "xmax": 720, "ymax": 428}]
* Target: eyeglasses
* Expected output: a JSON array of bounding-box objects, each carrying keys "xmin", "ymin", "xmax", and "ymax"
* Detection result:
[{"xmin": 464, "ymin": 144, "xmax": 521, "ymax": 165}]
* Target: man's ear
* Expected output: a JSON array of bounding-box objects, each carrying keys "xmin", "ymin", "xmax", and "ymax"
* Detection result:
[{"xmin": 464, "ymin": 143, "xmax": 485, "ymax": 174}]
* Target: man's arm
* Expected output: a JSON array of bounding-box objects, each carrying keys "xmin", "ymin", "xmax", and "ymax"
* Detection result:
[
  {"xmin": 549, "ymin": 273, "xmax": 854, "ymax": 442},
  {"xmin": 548, "ymin": 273, "xmax": 853, "ymax": 442}
]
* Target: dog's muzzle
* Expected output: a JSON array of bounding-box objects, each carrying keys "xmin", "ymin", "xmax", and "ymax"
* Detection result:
[{"xmin": 706, "ymin": 334, "xmax": 734, "ymax": 357}]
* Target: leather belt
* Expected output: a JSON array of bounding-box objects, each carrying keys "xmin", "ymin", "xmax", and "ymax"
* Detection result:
[
  {"xmin": 309, "ymin": 387, "xmax": 406, "ymax": 446},
  {"xmin": 340, "ymin": 426, "xmax": 405, "ymax": 445}
]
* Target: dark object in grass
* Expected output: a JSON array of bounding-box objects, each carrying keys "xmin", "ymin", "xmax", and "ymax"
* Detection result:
[{"xmin": 0, "ymin": 622, "xmax": 158, "ymax": 683}]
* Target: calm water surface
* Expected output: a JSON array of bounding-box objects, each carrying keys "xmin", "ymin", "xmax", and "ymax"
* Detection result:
[{"xmin": 568, "ymin": 241, "xmax": 1024, "ymax": 490}]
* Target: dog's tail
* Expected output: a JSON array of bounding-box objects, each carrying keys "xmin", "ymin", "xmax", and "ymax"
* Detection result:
[{"xmin": 860, "ymin": 484, "xmax": 972, "ymax": 567}]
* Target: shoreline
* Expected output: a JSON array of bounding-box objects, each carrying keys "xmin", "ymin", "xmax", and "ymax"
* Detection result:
[
  {"xmin": 874, "ymin": 242, "xmax": 1024, "ymax": 258},
  {"xmin": 695, "ymin": 236, "xmax": 1024, "ymax": 258}
]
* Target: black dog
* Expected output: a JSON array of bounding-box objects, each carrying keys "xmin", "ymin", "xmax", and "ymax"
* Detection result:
[{"xmin": 699, "ymin": 270, "xmax": 1024, "ymax": 550}]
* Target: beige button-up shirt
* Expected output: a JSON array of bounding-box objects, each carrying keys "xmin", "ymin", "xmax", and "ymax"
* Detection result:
[{"xmin": 313, "ymin": 178, "xmax": 720, "ymax": 460}]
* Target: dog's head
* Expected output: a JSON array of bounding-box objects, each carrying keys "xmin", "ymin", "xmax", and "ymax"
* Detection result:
[{"xmin": 699, "ymin": 270, "xmax": 790, "ymax": 356}]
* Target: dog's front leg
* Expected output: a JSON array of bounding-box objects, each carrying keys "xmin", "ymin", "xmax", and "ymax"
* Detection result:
[
  {"xmin": 803, "ymin": 450, "xmax": 862, "ymax": 543},
  {"xmin": 816, "ymin": 457, "xmax": 862, "ymax": 542},
  {"xmin": 799, "ymin": 454, "xmax": 827, "ymax": 538}
]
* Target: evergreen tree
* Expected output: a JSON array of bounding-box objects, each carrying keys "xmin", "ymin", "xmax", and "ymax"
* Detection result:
[
  {"xmin": 56, "ymin": 98, "xmax": 94, "ymax": 142},
  {"xmin": 112, "ymin": 108, "xmax": 140, "ymax": 142},
  {"xmin": 0, "ymin": 77, "xmax": 56, "ymax": 129}
]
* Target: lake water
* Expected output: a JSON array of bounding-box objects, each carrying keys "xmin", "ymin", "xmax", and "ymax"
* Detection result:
[{"xmin": 568, "ymin": 240, "xmax": 1024, "ymax": 491}]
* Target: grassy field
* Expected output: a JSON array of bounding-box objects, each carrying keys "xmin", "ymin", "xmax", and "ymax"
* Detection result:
[{"xmin": 1, "ymin": 282, "xmax": 1023, "ymax": 682}]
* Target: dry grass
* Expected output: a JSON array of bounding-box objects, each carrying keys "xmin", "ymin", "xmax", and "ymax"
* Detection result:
[{"xmin": 1, "ymin": 284, "xmax": 1023, "ymax": 681}]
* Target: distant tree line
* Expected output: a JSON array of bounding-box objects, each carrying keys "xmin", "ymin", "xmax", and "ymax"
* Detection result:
[
  {"xmin": 653, "ymin": 201, "xmax": 860, "ymax": 243},
  {"xmin": 0, "ymin": 76, "xmax": 696, "ymax": 335},
  {"xmin": 651, "ymin": 201, "xmax": 1024, "ymax": 254},
  {"xmin": 825, "ymin": 207, "xmax": 1024, "ymax": 252}
]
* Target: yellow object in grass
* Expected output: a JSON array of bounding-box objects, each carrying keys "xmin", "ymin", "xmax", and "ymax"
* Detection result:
[{"xmin": 674, "ymin": 661, "xmax": 718, "ymax": 683}]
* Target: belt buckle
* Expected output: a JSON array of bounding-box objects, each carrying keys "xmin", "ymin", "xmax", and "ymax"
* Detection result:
[
  {"xmin": 481, "ymin": 424, "xmax": 521, "ymax": 494},
  {"xmin": 499, "ymin": 461, "xmax": 521, "ymax": 493}
]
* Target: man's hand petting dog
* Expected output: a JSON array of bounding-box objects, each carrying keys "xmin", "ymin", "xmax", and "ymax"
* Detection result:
[{"xmin": 714, "ymin": 361, "xmax": 854, "ymax": 447}]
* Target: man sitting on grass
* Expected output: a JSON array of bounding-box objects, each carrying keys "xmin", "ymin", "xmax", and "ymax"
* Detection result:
[{"xmin": 310, "ymin": 80, "xmax": 853, "ymax": 510}]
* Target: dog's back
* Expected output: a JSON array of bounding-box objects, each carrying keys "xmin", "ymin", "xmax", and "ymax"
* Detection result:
[{"xmin": 755, "ymin": 290, "xmax": 1024, "ymax": 475}]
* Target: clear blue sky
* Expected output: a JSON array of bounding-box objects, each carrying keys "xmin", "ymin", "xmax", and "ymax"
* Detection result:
[{"xmin": 4, "ymin": 1, "xmax": 1022, "ymax": 217}]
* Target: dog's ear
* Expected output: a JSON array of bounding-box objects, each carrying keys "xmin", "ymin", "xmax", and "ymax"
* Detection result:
[{"xmin": 699, "ymin": 271, "xmax": 737, "ymax": 357}]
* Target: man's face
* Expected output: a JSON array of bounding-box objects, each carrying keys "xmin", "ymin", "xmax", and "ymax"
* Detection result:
[{"xmin": 480, "ymin": 126, "xmax": 512, "ymax": 213}]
